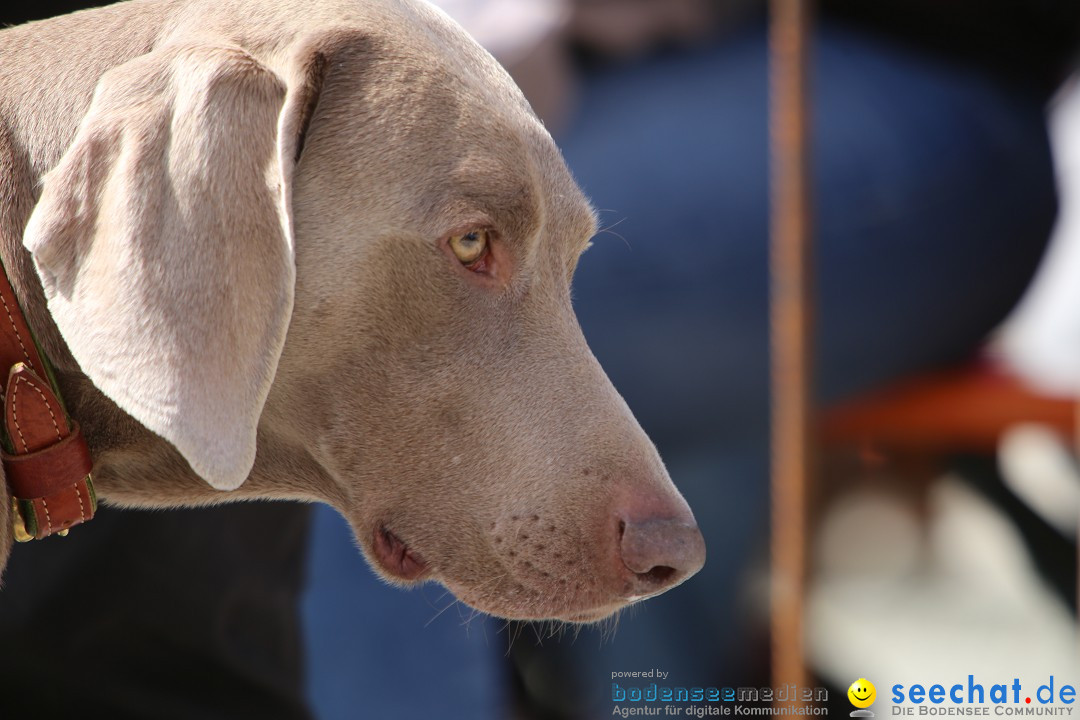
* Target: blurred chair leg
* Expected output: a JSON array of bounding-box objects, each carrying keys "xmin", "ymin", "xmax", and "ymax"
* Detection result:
[{"xmin": 769, "ymin": 0, "xmax": 814, "ymax": 699}]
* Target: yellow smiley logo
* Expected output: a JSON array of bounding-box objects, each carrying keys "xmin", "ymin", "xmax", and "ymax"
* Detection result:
[{"xmin": 848, "ymin": 678, "xmax": 877, "ymax": 709}]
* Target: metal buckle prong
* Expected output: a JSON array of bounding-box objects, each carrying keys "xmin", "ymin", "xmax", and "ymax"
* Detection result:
[{"xmin": 11, "ymin": 497, "xmax": 32, "ymax": 542}]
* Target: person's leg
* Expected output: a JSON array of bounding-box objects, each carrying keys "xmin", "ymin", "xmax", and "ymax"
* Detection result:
[
  {"xmin": 510, "ymin": 21, "xmax": 1055, "ymax": 717},
  {"xmin": 565, "ymin": 23, "xmax": 1054, "ymax": 449},
  {"xmin": 303, "ymin": 505, "xmax": 510, "ymax": 719},
  {"xmin": 0, "ymin": 503, "xmax": 313, "ymax": 719}
]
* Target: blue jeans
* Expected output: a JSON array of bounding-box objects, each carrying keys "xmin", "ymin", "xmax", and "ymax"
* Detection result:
[{"xmin": 302, "ymin": 20, "xmax": 1055, "ymax": 719}]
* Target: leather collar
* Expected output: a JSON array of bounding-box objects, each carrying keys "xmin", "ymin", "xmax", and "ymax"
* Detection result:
[{"xmin": 0, "ymin": 260, "xmax": 95, "ymax": 541}]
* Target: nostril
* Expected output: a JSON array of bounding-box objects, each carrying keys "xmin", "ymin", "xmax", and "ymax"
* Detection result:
[
  {"xmin": 618, "ymin": 517, "xmax": 706, "ymax": 595},
  {"xmin": 637, "ymin": 565, "xmax": 676, "ymax": 586}
]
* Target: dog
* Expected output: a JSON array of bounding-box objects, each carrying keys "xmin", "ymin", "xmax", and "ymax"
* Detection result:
[{"xmin": 0, "ymin": 0, "xmax": 705, "ymax": 622}]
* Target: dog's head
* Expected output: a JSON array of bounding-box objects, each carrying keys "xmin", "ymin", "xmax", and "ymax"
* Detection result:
[{"xmin": 20, "ymin": 0, "xmax": 704, "ymax": 621}]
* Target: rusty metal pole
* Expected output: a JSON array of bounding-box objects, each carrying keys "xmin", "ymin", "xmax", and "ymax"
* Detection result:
[{"xmin": 769, "ymin": 0, "xmax": 813, "ymax": 700}]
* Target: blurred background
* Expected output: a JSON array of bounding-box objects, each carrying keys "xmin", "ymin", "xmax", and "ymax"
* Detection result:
[{"xmin": 2, "ymin": 1, "xmax": 1079, "ymax": 718}]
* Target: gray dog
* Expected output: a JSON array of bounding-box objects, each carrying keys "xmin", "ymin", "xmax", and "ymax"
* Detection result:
[{"xmin": 0, "ymin": 0, "xmax": 705, "ymax": 622}]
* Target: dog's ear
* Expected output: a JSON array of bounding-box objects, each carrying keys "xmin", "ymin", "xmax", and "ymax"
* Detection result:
[{"xmin": 23, "ymin": 43, "xmax": 322, "ymax": 491}]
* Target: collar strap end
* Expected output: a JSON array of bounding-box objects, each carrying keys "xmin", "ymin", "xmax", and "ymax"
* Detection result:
[{"xmin": 3, "ymin": 363, "xmax": 95, "ymax": 541}]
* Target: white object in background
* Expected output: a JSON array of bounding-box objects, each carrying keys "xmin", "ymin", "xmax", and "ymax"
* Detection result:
[
  {"xmin": 998, "ymin": 423, "xmax": 1080, "ymax": 538},
  {"xmin": 425, "ymin": 0, "xmax": 570, "ymax": 66},
  {"xmin": 1000, "ymin": 79, "xmax": 1080, "ymax": 396},
  {"xmin": 808, "ymin": 479, "xmax": 1079, "ymax": 694}
]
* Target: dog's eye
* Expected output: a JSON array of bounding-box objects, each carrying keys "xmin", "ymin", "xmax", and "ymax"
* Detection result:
[{"xmin": 448, "ymin": 229, "xmax": 489, "ymax": 268}]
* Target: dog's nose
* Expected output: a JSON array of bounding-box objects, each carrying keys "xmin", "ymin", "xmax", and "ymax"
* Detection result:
[{"xmin": 618, "ymin": 516, "xmax": 706, "ymax": 596}]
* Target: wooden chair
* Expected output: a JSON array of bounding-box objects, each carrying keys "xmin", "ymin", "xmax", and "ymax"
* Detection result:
[{"xmin": 820, "ymin": 357, "xmax": 1076, "ymax": 455}]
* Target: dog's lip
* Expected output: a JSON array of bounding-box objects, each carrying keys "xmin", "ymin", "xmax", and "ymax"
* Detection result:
[
  {"xmin": 372, "ymin": 524, "xmax": 430, "ymax": 581},
  {"xmin": 559, "ymin": 604, "xmax": 624, "ymax": 623}
]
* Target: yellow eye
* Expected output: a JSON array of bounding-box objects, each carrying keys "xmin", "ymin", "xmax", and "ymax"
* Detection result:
[{"xmin": 448, "ymin": 229, "xmax": 489, "ymax": 266}]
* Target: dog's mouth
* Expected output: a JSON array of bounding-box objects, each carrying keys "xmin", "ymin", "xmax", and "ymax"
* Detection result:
[
  {"xmin": 372, "ymin": 524, "xmax": 430, "ymax": 581},
  {"xmin": 448, "ymin": 581, "xmax": 631, "ymax": 623},
  {"xmin": 560, "ymin": 604, "xmax": 627, "ymax": 624}
]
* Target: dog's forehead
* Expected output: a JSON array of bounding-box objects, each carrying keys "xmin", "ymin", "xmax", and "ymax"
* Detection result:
[
  {"xmin": 298, "ymin": 15, "xmax": 596, "ymax": 249},
  {"xmin": 173, "ymin": 0, "xmax": 594, "ymax": 244}
]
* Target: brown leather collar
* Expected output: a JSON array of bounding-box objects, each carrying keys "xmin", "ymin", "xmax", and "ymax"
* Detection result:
[{"xmin": 0, "ymin": 261, "xmax": 95, "ymax": 541}]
